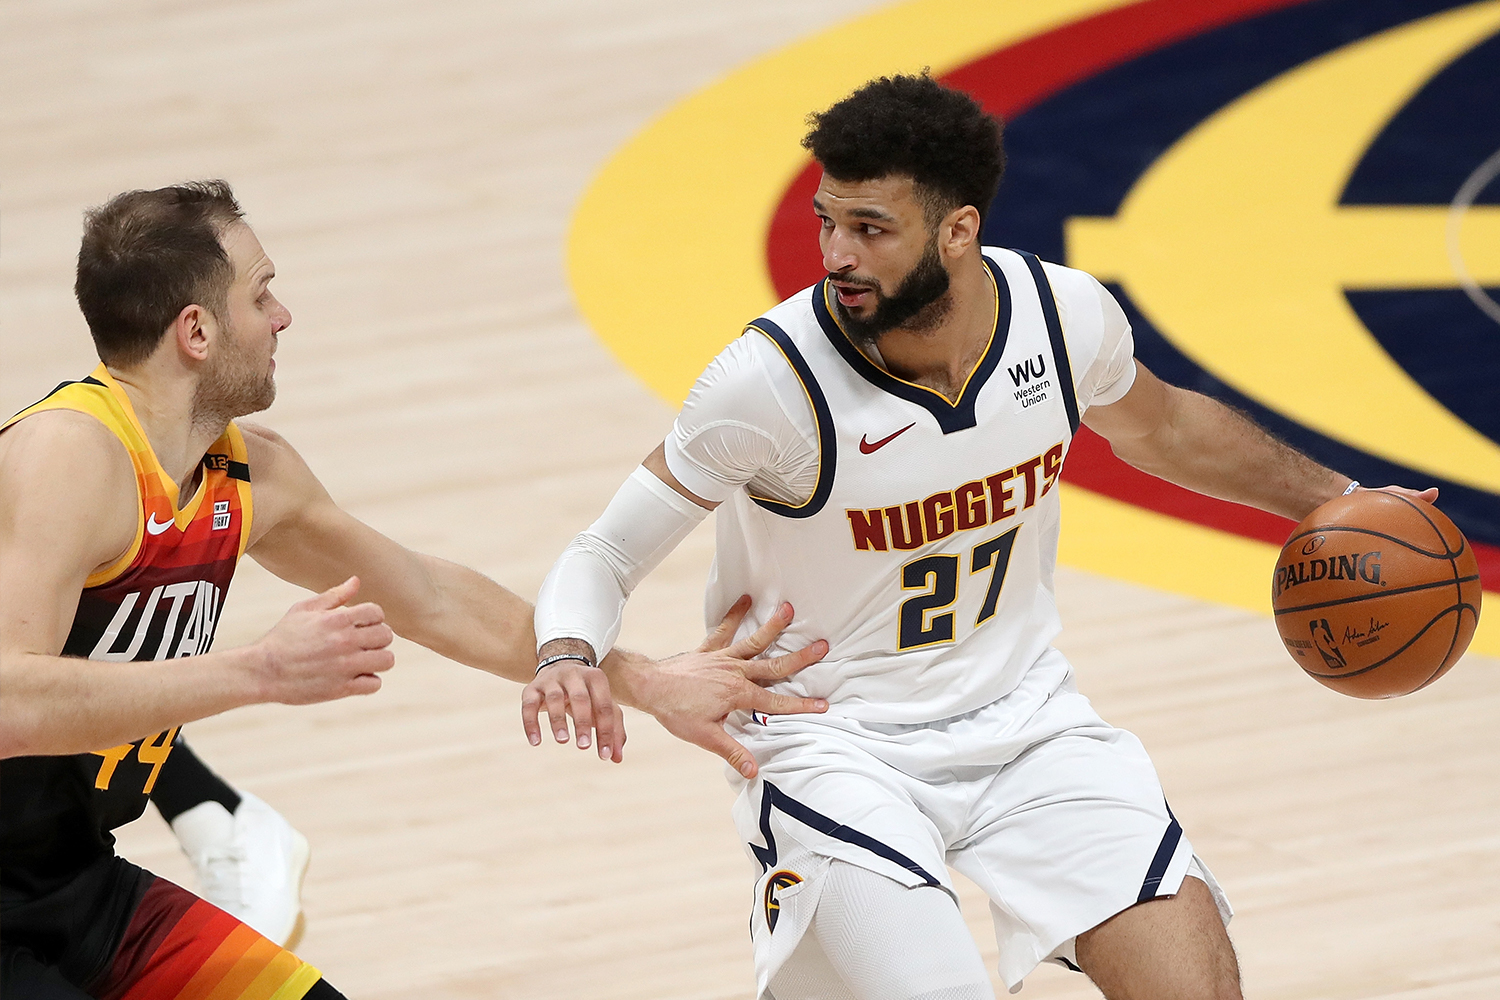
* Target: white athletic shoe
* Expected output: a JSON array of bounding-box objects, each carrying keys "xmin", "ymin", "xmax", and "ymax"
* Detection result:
[{"xmin": 170, "ymin": 791, "xmax": 311, "ymax": 948}]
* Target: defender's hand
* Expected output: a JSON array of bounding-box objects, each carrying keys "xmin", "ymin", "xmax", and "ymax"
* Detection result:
[
  {"xmin": 634, "ymin": 597, "xmax": 828, "ymax": 779},
  {"xmin": 522, "ymin": 644, "xmax": 625, "ymax": 763},
  {"xmin": 254, "ymin": 576, "xmax": 395, "ymax": 704}
]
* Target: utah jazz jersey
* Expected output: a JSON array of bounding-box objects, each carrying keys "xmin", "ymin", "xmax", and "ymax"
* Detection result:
[
  {"xmin": 0, "ymin": 365, "xmax": 252, "ymax": 899},
  {"xmin": 708, "ymin": 249, "xmax": 1083, "ymax": 725}
]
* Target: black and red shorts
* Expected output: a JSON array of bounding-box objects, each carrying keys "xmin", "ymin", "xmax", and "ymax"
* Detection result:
[{"xmin": 1, "ymin": 854, "xmax": 344, "ymax": 1000}]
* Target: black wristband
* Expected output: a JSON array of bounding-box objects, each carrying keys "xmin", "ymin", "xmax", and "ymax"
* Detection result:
[{"xmin": 535, "ymin": 652, "xmax": 595, "ymax": 676}]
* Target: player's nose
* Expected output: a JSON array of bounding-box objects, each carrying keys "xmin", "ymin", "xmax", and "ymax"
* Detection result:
[{"xmin": 822, "ymin": 229, "xmax": 858, "ymax": 273}]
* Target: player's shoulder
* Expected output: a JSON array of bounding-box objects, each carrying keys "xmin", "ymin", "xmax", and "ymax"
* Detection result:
[
  {"xmin": 0, "ymin": 408, "xmax": 137, "ymax": 565},
  {"xmin": 237, "ymin": 421, "xmax": 315, "ymax": 492},
  {"xmin": 237, "ymin": 419, "xmax": 288, "ymax": 456},
  {"xmin": 982, "ymin": 246, "xmax": 1107, "ymax": 298},
  {"xmin": 0, "ymin": 407, "xmax": 132, "ymax": 492}
]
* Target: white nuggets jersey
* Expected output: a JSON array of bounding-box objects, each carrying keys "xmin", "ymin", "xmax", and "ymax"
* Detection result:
[{"xmin": 707, "ymin": 249, "xmax": 1087, "ymax": 724}]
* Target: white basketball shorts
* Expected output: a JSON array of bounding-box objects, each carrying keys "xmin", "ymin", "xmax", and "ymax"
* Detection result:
[{"xmin": 728, "ymin": 648, "xmax": 1232, "ymax": 994}]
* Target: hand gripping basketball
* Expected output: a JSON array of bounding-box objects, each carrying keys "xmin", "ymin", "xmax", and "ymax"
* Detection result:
[{"xmin": 1273, "ymin": 488, "xmax": 1481, "ymax": 697}]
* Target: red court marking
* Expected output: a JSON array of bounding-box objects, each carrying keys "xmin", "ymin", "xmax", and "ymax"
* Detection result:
[{"xmin": 764, "ymin": 0, "xmax": 1500, "ymax": 593}]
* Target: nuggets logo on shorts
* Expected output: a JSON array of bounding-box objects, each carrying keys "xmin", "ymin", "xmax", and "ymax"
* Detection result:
[{"xmin": 763, "ymin": 870, "xmax": 804, "ymax": 933}]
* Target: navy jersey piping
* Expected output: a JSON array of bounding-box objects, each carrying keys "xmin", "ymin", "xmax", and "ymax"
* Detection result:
[
  {"xmin": 746, "ymin": 320, "xmax": 836, "ymax": 519},
  {"xmin": 1015, "ymin": 250, "xmax": 1081, "ymax": 435},
  {"xmin": 1137, "ymin": 800, "xmax": 1183, "ymax": 903},
  {"xmin": 811, "ymin": 255, "xmax": 1012, "ymax": 434}
]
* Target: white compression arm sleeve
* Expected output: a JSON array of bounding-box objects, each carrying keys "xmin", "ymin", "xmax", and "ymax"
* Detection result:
[{"xmin": 534, "ymin": 465, "xmax": 710, "ymax": 660}]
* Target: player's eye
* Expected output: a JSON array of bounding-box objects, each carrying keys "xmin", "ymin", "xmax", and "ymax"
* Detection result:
[{"xmin": 862, "ymin": 224, "xmax": 884, "ymax": 236}]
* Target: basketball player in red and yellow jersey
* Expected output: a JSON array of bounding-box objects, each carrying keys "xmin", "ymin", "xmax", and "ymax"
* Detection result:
[{"xmin": 0, "ymin": 181, "xmax": 826, "ymax": 1000}]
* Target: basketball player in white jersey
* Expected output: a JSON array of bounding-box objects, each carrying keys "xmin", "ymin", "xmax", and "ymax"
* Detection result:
[{"xmin": 528, "ymin": 76, "xmax": 1437, "ymax": 999}]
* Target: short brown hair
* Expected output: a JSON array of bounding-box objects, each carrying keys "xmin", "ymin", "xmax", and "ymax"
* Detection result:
[{"xmin": 74, "ymin": 180, "xmax": 245, "ymax": 366}]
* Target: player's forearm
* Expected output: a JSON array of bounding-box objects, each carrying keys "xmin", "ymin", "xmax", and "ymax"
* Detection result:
[
  {"xmin": 533, "ymin": 466, "xmax": 711, "ymax": 666},
  {"xmin": 392, "ymin": 554, "xmax": 538, "ymax": 684},
  {"xmin": 0, "ymin": 647, "xmax": 264, "ymax": 757},
  {"xmin": 1113, "ymin": 387, "xmax": 1350, "ymax": 520}
]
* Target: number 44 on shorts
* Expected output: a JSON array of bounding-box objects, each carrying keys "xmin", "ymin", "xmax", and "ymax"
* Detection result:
[
  {"xmin": 91, "ymin": 727, "xmax": 180, "ymax": 794},
  {"xmin": 898, "ymin": 526, "xmax": 1020, "ymax": 650}
]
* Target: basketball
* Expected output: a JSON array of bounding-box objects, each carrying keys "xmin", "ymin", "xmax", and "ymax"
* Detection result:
[{"xmin": 1272, "ymin": 491, "xmax": 1483, "ymax": 698}]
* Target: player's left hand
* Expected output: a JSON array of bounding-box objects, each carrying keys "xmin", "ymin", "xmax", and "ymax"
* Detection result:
[{"xmin": 523, "ymin": 642, "xmax": 625, "ymax": 762}]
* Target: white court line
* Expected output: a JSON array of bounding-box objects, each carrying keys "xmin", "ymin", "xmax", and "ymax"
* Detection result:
[{"xmin": 1445, "ymin": 145, "xmax": 1500, "ymax": 327}]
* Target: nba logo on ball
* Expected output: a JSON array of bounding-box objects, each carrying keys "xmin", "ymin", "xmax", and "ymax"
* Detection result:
[{"xmin": 1273, "ymin": 492, "xmax": 1482, "ymax": 698}]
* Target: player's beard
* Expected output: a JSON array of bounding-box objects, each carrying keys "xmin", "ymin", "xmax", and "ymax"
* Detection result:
[
  {"xmin": 191, "ymin": 316, "xmax": 276, "ymax": 431},
  {"xmin": 833, "ymin": 235, "xmax": 952, "ymax": 347}
]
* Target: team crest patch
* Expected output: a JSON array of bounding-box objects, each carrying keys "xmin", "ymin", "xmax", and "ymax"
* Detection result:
[{"xmin": 763, "ymin": 869, "xmax": 804, "ymax": 933}]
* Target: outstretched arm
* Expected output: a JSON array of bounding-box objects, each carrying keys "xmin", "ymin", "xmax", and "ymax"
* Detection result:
[
  {"xmin": 1081, "ymin": 363, "xmax": 1435, "ymax": 519},
  {"xmin": 0, "ymin": 413, "xmax": 392, "ymax": 758},
  {"xmin": 243, "ymin": 425, "xmax": 825, "ymax": 771},
  {"xmin": 243, "ymin": 423, "xmax": 539, "ymax": 682},
  {"xmin": 527, "ymin": 443, "xmax": 828, "ymax": 777}
]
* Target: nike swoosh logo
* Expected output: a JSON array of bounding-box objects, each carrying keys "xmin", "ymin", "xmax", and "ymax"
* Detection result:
[
  {"xmin": 145, "ymin": 513, "xmax": 174, "ymax": 535},
  {"xmin": 859, "ymin": 422, "xmax": 916, "ymax": 454}
]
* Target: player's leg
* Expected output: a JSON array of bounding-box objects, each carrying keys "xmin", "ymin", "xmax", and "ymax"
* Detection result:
[
  {"xmin": 152, "ymin": 736, "xmax": 310, "ymax": 946},
  {"xmin": 1, "ymin": 855, "xmax": 346, "ymax": 1000},
  {"xmin": 948, "ymin": 687, "xmax": 1233, "ymax": 993},
  {"xmin": 735, "ymin": 720, "xmax": 992, "ymax": 1000},
  {"xmin": 770, "ymin": 859, "xmax": 994, "ymax": 1000},
  {"xmin": 92, "ymin": 861, "xmax": 344, "ymax": 1000},
  {"xmin": 151, "ymin": 735, "xmax": 242, "ymax": 819},
  {"xmin": 1073, "ymin": 874, "xmax": 1240, "ymax": 1000}
]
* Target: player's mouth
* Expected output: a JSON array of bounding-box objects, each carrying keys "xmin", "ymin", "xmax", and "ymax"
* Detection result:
[{"xmin": 832, "ymin": 282, "xmax": 875, "ymax": 308}]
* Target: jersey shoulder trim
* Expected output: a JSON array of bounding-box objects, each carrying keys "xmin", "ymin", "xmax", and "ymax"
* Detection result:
[
  {"xmin": 746, "ymin": 319, "xmax": 836, "ymax": 519},
  {"xmin": 809, "ymin": 257, "xmax": 1013, "ymax": 434},
  {"xmin": 1013, "ymin": 250, "xmax": 1081, "ymax": 434},
  {"xmin": 4, "ymin": 369, "xmax": 148, "ymax": 588}
]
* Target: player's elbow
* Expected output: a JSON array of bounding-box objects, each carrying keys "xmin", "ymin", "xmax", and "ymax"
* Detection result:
[
  {"xmin": 0, "ymin": 700, "xmax": 47, "ymax": 758},
  {"xmin": 0, "ymin": 654, "xmax": 63, "ymax": 757}
]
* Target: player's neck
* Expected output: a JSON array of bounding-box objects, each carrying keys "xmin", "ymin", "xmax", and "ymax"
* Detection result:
[
  {"xmin": 108, "ymin": 366, "xmax": 222, "ymax": 502},
  {"xmin": 872, "ymin": 257, "xmax": 994, "ymax": 403}
]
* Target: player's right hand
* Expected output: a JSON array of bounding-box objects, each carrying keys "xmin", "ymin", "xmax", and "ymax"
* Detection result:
[
  {"xmin": 253, "ymin": 576, "xmax": 395, "ymax": 704},
  {"xmin": 635, "ymin": 597, "xmax": 829, "ymax": 779}
]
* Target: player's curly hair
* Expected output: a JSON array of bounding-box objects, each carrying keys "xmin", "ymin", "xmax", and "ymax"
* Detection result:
[
  {"xmin": 803, "ymin": 73, "xmax": 1005, "ymax": 226},
  {"xmin": 75, "ymin": 180, "xmax": 245, "ymax": 367}
]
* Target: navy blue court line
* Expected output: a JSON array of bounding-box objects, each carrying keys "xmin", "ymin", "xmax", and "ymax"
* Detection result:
[
  {"xmin": 749, "ymin": 781, "xmax": 942, "ymax": 888},
  {"xmin": 1137, "ymin": 801, "xmax": 1183, "ymax": 903},
  {"xmin": 1015, "ymin": 250, "xmax": 1080, "ymax": 435}
]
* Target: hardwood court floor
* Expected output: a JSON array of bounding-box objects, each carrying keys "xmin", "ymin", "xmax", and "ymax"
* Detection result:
[{"xmin": 3, "ymin": 2, "xmax": 1498, "ymax": 997}]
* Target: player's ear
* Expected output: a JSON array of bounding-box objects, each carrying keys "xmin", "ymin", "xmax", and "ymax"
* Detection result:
[
  {"xmin": 942, "ymin": 205, "xmax": 981, "ymax": 255},
  {"xmin": 170, "ymin": 303, "xmax": 212, "ymax": 363}
]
